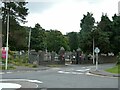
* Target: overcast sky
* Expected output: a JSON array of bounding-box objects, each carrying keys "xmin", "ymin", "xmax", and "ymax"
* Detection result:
[{"xmin": 22, "ymin": 0, "xmax": 120, "ymax": 34}]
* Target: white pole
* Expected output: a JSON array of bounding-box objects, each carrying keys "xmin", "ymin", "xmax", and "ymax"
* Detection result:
[
  {"xmin": 5, "ymin": 9, "xmax": 9, "ymax": 70},
  {"xmin": 96, "ymin": 53, "xmax": 98, "ymax": 71},
  {"xmin": 28, "ymin": 27, "xmax": 31, "ymax": 62},
  {"xmin": 93, "ymin": 37, "xmax": 95, "ymax": 64}
]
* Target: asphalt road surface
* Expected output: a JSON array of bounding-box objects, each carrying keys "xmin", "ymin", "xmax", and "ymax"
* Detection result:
[{"xmin": 1, "ymin": 64, "xmax": 118, "ymax": 89}]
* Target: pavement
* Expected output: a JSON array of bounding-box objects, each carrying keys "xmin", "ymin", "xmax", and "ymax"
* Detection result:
[
  {"xmin": 89, "ymin": 69, "xmax": 120, "ymax": 77},
  {"xmin": 0, "ymin": 66, "xmax": 50, "ymax": 73}
]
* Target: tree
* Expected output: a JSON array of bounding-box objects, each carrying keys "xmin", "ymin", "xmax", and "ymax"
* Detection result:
[
  {"xmin": 67, "ymin": 32, "xmax": 79, "ymax": 51},
  {"xmin": 2, "ymin": 2, "xmax": 29, "ymax": 50},
  {"xmin": 9, "ymin": 26, "xmax": 28, "ymax": 51},
  {"xmin": 31, "ymin": 23, "xmax": 46, "ymax": 52},
  {"xmin": 46, "ymin": 30, "xmax": 69, "ymax": 53},
  {"xmin": 96, "ymin": 14, "xmax": 113, "ymax": 53},
  {"xmin": 98, "ymin": 14, "xmax": 112, "ymax": 32},
  {"xmin": 91, "ymin": 27, "xmax": 110, "ymax": 53},
  {"xmin": 79, "ymin": 12, "xmax": 95, "ymax": 53},
  {"xmin": 80, "ymin": 12, "xmax": 95, "ymax": 33},
  {"xmin": 2, "ymin": 2, "xmax": 28, "ymax": 24},
  {"xmin": 97, "ymin": 14, "xmax": 120, "ymax": 54},
  {"xmin": 111, "ymin": 14, "xmax": 120, "ymax": 54}
]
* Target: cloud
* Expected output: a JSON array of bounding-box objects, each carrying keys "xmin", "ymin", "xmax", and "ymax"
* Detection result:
[{"xmin": 22, "ymin": 0, "xmax": 119, "ymax": 34}]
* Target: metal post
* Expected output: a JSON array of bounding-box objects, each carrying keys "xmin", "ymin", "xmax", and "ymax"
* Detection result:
[
  {"xmin": 28, "ymin": 27, "xmax": 31, "ymax": 63},
  {"xmin": 96, "ymin": 53, "xmax": 98, "ymax": 71},
  {"xmin": 5, "ymin": 9, "xmax": 9, "ymax": 70},
  {"xmin": 93, "ymin": 37, "xmax": 95, "ymax": 64}
]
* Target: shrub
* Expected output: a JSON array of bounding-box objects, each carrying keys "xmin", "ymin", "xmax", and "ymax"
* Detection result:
[{"xmin": 32, "ymin": 64, "xmax": 38, "ymax": 68}]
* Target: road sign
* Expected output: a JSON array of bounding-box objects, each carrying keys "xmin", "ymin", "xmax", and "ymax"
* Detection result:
[
  {"xmin": 2, "ymin": 47, "xmax": 6, "ymax": 59},
  {"xmin": 94, "ymin": 47, "xmax": 100, "ymax": 53},
  {"xmin": 94, "ymin": 47, "xmax": 100, "ymax": 71}
]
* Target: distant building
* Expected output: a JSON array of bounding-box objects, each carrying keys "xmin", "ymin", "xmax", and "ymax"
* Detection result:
[{"xmin": 118, "ymin": 1, "xmax": 120, "ymax": 16}]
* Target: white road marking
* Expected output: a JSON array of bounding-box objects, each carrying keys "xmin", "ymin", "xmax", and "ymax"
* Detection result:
[
  {"xmin": 82, "ymin": 67, "xmax": 86, "ymax": 68},
  {"xmin": 0, "ymin": 79, "xmax": 43, "ymax": 84},
  {"xmin": 0, "ymin": 79, "xmax": 42, "ymax": 89},
  {"xmin": 6, "ymin": 72, "xmax": 12, "ymax": 74},
  {"xmin": 27, "ymin": 80, "xmax": 43, "ymax": 84},
  {"xmin": 51, "ymin": 68, "xmax": 60, "ymax": 70},
  {"xmin": 58, "ymin": 71, "xmax": 70, "ymax": 74},
  {"xmin": 58, "ymin": 71, "xmax": 83, "ymax": 75},
  {"xmin": 0, "ymin": 83, "xmax": 21, "ymax": 89},
  {"xmin": 76, "ymin": 69, "xmax": 90, "ymax": 72},
  {"xmin": 0, "ymin": 72, "xmax": 4, "ymax": 74},
  {"xmin": 71, "ymin": 72, "xmax": 83, "ymax": 74}
]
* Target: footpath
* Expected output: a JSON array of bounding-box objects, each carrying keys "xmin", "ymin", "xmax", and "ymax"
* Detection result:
[
  {"xmin": 0, "ymin": 65, "xmax": 50, "ymax": 74},
  {"xmin": 89, "ymin": 70, "xmax": 120, "ymax": 77},
  {"xmin": 89, "ymin": 63, "xmax": 120, "ymax": 77}
]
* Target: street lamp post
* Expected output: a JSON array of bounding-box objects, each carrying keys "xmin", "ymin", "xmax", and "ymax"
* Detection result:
[
  {"xmin": 28, "ymin": 27, "xmax": 31, "ymax": 63},
  {"xmin": 92, "ymin": 27, "xmax": 95, "ymax": 64},
  {"xmin": 93, "ymin": 36, "xmax": 95, "ymax": 64},
  {"xmin": 5, "ymin": 8, "xmax": 10, "ymax": 70}
]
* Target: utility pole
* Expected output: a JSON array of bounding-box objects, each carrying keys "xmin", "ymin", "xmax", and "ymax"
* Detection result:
[
  {"xmin": 5, "ymin": 8, "xmax": 10, "ymax": 70},
  {"xmin": 118, "ymin": 1, "xmax": 120, "ymax": 16},
  {"xmin": 28, "ymin": 27, "xmax": 31, "ymax": 63},
  {"xmin": 93, "ymin": 37, "xmax": 95, "ymax": 64}
]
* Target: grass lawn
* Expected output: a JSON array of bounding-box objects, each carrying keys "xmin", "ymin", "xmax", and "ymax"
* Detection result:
[
  {"xmin": 0, "ymin": 65, "xmax": 16, "ymax": 70},
  {"xmin": 47, "ymin": 64, "xmax": 66, "ymax": 67},
  {"xmin": 106, "ymin": 64, "xmax": 120, "ymax": 74}
]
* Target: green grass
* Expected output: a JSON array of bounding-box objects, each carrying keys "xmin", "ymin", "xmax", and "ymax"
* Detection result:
[
  {"xmin": 106, "ymin": 64, "xmax": 120, "ymax": 74},
  {"xmin": 13, "ymin": 62, "xmax": 38, "ymax": 68},
  {"xmin": 0, "ymin": 65, "xmax": 16, "ymax": 70},
  {"xmin": 47, "ymin": 64, "xmax": 65, "ymax": 67}
]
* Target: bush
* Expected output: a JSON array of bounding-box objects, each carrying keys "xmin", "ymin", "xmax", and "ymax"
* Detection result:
[{"xmin": 32, "ymin": 64, "xmax": 38, "ymax": 68}]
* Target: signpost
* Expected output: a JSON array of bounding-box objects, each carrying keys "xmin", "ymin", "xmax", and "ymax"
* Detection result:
[
  {"xmin": 94, "ymin": 47, "xmax": 100, "ymax": 71},
  {"xmin": 5, "ymin": 9, "xmax": 10, "ymax": 70}
]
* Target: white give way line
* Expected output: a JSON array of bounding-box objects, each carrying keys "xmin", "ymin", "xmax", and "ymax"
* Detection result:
[
  {"xmin": 0, "ymin": 72, "xmax": 12, "ymax": 75},
  {"xmin": 0, "ymin": 83, "xmax": 21, "ymax": 89},
  {"xmin": 0, "ymin": 79, "xmax": 43, "ymax": 84},
  {"xmin": 0, "ymin": 79, "xmax": 43, "ymax": 89},
  {"xmin": 58, "ymin": 68, "xmax": 90, "ymax": 75}
]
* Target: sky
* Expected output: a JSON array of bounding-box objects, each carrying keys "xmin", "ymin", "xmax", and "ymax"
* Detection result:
[{"xmin": 21, "ymin": 0, "xmax": 120, "ymax": 34}]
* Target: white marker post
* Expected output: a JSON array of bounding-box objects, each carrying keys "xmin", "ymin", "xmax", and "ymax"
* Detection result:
[
  {"xmin": 5, "ymin": 9, "xmax": 10, "ymax": 70},
  {"xmin": 94, "ymin": 47, "xmax": 100, "ymax": 71}
]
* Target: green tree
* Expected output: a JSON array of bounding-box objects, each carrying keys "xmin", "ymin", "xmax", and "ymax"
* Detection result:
[
  {"xmin": 98, "ymin": 14, "xmax": 112, "ymax": 52},
  {"xmin": 91, "ymin": 27, "xmax": 110, "ymax": 53},
  {"xmin": 67, "ymin": 32, "xmax": 79, "ymax": 51},
  {"xmin": 9, "ymin": 26, "xmax": 28, "ymax": 50},
  {"xmin": 111, "ymin": 14, "xmax": 120, "ymax": 54},
  {"xmin": 80, "ymin": 12, "xmax": 95, "ymax": 33},
  {"xmin": 31, "ymin": 23, "xmax": 46, "ymax": 52},
  {"xmin": 2, "ymin": 2, "xmax": 29, "ymax": 50},
  {"xmin": 46, "ymin": 30, "xmax": 69, "ymax": 53},
  {"xmin": 98, "ymin": 14, "xmax": 112, "ymax": 32},
  {"xmin": 79, "ymin": 12, "xmax": 95, "ymax": 53}
]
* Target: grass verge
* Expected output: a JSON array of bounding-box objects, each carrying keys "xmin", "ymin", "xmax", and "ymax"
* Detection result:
[
  {"xmin": 0, "ymin": 65, "xmax": 16, "ymax": 70},
  {"xmin": 105, "ymin": 64, "xmax": 120, "ymax": 74},
  {"xmin": 47, "ymin": 64, "xmax": 65, "ymax": 67}
]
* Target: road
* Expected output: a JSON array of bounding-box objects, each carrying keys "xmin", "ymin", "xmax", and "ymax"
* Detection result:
[{"xmin": 1, "ymin": 64, "xmax": 118, "ymax": 89}]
